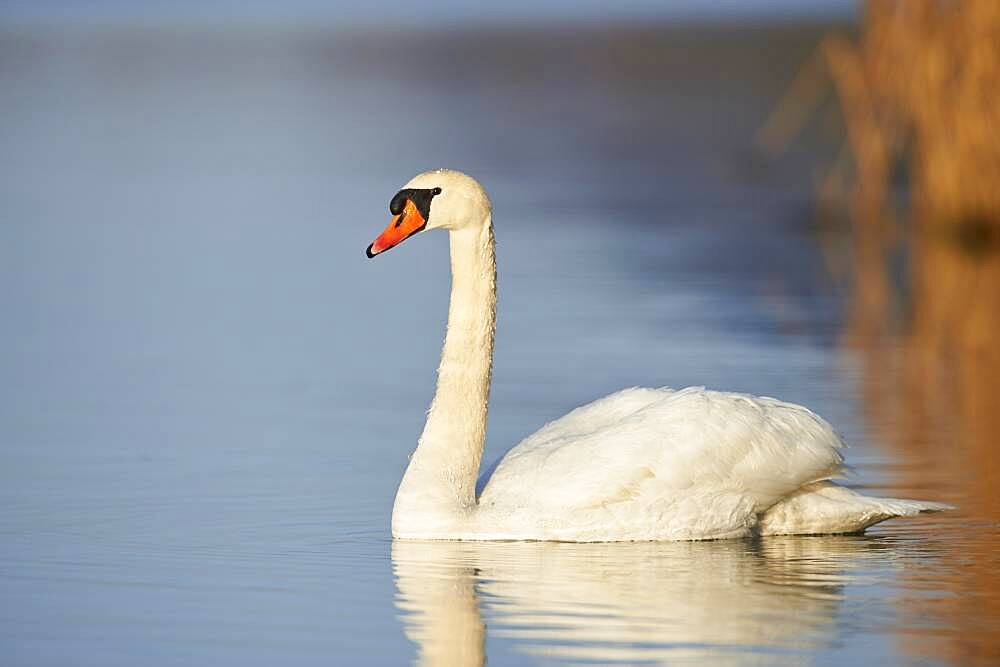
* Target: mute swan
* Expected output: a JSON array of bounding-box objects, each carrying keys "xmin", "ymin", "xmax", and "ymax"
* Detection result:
[{"xmin": 366, "ymin": 169, "xmax": 950, "ymax": 542}]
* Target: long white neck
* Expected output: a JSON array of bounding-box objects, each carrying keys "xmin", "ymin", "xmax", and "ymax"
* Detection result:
[{"xmin": 392, "ymin": 217, "xmax": 496, "ymax": 538}]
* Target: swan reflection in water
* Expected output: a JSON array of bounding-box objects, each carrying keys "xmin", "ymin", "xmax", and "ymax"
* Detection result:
[{"xmin": 393, "ymin": 536, "xmax": 896, "ymax": 666}]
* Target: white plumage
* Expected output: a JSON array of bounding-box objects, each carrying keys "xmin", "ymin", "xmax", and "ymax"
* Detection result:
[
  {"xmin": 479, "ymin": 387, "xmax": 838, "ymax": 540},
  {"xmin": 367, "ymin": 169, "xmax": 950, "ymax": 542}
]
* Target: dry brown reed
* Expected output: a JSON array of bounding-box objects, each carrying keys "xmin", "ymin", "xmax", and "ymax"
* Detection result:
[
  {"xmin": 763, "ymin": 4, "xmax": 1000, "ymax": 664},
  {"xmin": 762, "ymin": 0, "xmax": 1000, "ymax": 349}
]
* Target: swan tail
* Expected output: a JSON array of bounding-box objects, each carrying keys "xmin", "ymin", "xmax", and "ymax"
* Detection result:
[{"xmin": 759, "ymin": 481, "xmax": 954, "ymax": 536}]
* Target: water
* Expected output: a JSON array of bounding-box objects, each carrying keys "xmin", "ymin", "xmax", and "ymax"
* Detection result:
[{"xmin": 2, "ymin": 21, "xmax": 998, "ymax": 666}]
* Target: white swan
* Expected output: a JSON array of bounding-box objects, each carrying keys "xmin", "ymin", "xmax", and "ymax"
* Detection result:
[{"xmin": 366, "ymin": 169, "xmax": 950, "ymax": 542}]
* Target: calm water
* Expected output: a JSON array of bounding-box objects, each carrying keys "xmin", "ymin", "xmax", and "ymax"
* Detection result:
[{"xmin": 1, "ymin": 21, "xmax": 998, "ymax": 666}]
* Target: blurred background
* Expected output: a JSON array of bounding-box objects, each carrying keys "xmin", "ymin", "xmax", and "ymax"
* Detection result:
[{"xmin": 1, "ymin": 1, "xmax": 997, "ymax": 665}]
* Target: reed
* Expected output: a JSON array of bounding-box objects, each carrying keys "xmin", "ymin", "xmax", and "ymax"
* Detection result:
[
  {"xmin": 775, "ymin": 6, "xmax": 1000, "ymax": 662},
  {"xmin": 762, "ymin": 1, "xmax": 1000, "ymax": 351}
]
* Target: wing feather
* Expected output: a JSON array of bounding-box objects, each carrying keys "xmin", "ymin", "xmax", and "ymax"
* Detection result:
[{"xmin": 479, "ymin": 387, "xmax": 845, "ymax": 538}]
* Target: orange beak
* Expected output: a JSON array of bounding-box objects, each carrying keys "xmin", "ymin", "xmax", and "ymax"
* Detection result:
[{"xmin": 366, "ymin": 198, "xmax": 427, "ymax": 258}]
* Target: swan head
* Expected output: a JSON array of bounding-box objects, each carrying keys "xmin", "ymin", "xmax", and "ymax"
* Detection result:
[{"xmin": 366, "ymin": 169, "xmax": 492, "ymax": 258}]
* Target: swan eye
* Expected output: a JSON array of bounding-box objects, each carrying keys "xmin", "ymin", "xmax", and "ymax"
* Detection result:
[{"xmin": 432, "ymin": 187, "xmax": 442, "ymax": 195}]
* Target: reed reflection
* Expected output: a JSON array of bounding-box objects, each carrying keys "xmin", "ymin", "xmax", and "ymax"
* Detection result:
[
  {"xmin": 845, "ymin": 171, "xmax": 1000, "ymax": 667},
  {"xmin": 393, "ymin": 537, "xmax": 896, "ymax": 666},
  {"xmin": 841, "ymin": 203, "xmax": 1000, "ymax": 666}
]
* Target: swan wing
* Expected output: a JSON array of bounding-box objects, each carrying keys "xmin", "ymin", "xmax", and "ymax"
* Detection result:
[
  {"xmin": 476, "ymin": 387, "xmax": 671, "ymax": 495},
  {"xmin": 478, "ymin": 387, "xmax": 846, "ymax": 540}
]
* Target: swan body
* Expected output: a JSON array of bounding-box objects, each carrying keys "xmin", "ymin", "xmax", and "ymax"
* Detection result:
[{"xmin": 366, "ymin": 169, "xmax": 950, "ymax": 542}]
